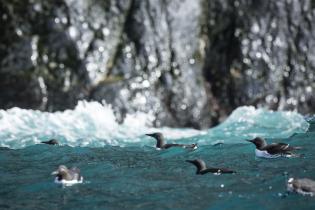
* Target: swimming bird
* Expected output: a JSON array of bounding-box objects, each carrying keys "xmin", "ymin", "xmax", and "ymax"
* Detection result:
[
  {"xmin": 247, "ymin": 137, "xmax": 301, "ymax": 158},
  {"xmin": 51, "ymin": 165, "xmax": 83, "ymax": 185},
  {"xmin": 41, "ymin": 139, "xmax": 59, "ymax": 145},
  {"xmin": 186, "ymin": 159, "xmax": 235, "ymax": 175},
  {"xmin": 146, "ymin": 133, "xmax": 197, "ymax": 150},
  {"xmin": 287, "ymin": 178, "xmax": 315, "ymax": 196}
]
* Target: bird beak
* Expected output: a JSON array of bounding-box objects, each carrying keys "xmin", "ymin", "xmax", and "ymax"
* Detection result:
[
  {"xmin": 146, "ymin": 134, "xmax": 154, "ymax": 137},
  {"xmin": 246, "ymin": 139, "xmax": 253, "ymax": 143},
  {"xmin": 186, "ymin": 160, "xmax": 194, "ymax": 163},
  {"xmin": 51, "ymin": 170, "xmax": 58, "ymax": 175}
]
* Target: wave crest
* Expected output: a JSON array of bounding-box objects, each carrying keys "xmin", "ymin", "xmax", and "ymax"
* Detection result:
[{"xmin": 0, "ymin": 102, "xmax": 309, "ymax": 149}]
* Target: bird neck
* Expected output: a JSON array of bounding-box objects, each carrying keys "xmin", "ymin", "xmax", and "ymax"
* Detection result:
[
  {"xmin": 255, "ymin": 141, "xmax": 267, "ymax": 149},
  {"xmin": 156, "ymin": 138, "xmax": 165, "ymax": 148},
  {"xmin": 60, "ymin": 171, "xmax": 73, "ymax": 180}
]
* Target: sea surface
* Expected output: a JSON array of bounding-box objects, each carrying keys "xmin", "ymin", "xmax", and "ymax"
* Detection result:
[{"xmin": 0, "ymin": 101, "xmax": 314, "ymax": 210}]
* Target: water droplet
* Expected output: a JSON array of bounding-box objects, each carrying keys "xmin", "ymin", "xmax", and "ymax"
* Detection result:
[
  {"xmin": 49, "ymin": 62, "xmax": 57, "ymax": 69},
  {"xmin": 234, "ymin": 28, "xmax": 241, "ymax": 37},
  {"xmin": 54, "ymin": 17, "xmax": 60, "ymax": 24},
  {"xmin": 189, "ymin": 58, "xmax": 195, "ymax": 65},
  {"xmin": 125, "ymin": 46, "xmax": 132, "ymax": 53},
  {"xmin": 251, "ymin": 23, "xmax": 260, "ymax": 33},
  {"xmin": 99, "ymin": 46, "xmax": 105, "ymax": 52},
  {"xmin": 102, "ymin": 28, "xmax": 110, "ymax": 36},
  {"xmin": 16, "ymin": 29, "xmax": 23, "ymax": 36},
  {"xmin": 274, "ymin": 37, "xmax": 284, "ymax": 47},
  {"xmin": 242, "ymin": 39, "xmax": 249, "ymax": 46},
  {"xmin": 148, "ymin": 55, "xmax": 157, "ymax": 63},
  {"xmin": 61, "ymin": 17, "xmax": 68, "ymax": 24},
  {"xmin": 68, "ymin": 26, "xmax": 78, "ymax": 39},
  {"xmin": 135, "ymin": 64, "xmax": 141, "ymax": 71},
  {"xmin": 2, "ymin": 14, "xmax": 8, "ymax": 20},
  {"xmin": 33, "ymin": 4, "xmax": 42, "ymax": 12},
  {"xmin": 142, "ymin": 80, "xmax": 150, "ymax": 88},
  {"xmin": 92, "ymin": 22, "xmax": 100, "ymax": 30},
  {"xmin": 174, "ymin": 69, "xmax": 180, "ymax": 76},
  {"xmin": 210, "ymin": 19, "xmax": 215, "ymax": 26},
  {"xmin": 82, "ymin": 22, "xmax": 88, "ymax": 29},
  {"xmin": 180, "ymin": 104, "xmax": 187, "ymax": 110},
  {"xmin": 220, "ymin": 184, "xmax": 225, "ymax": 188},
  {"xmin": 256, "ymin": 52, "xmax": 262, "ymax": 59},
  {"xmin": 42, "ymin": 54, "xmax": 48, "ymax": 63},
  {"xmin": 86, "ymin": 63, "xmax": 97, "ymax": 72},
  {"xmin": 126, "ymin": 53, "xmax": 132, "ymax": 59},
  {"xmin": 130, "ymin": 83, "xmax": 137, "ymax": 89},
  {"xmin": 243, "ymin": 58, "xmax": 250, "ymax": 64}
]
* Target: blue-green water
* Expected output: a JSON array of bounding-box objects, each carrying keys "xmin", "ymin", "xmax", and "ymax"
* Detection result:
[{"xmin": 0, "ymin": 102, "xmax": 314, "ymax": 209}]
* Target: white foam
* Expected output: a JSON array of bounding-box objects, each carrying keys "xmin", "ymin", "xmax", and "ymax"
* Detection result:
[
  {"xmin": 54, "ymin": 177, "xmax": 83, "ymax": 186},
  {"xmin": 0, "ymin": 103, "xmax": 309, "ymax": 149},
  {"xmin": 0, "ymin": 100, "xmax": 203, "ymax": 149},
  {"xmin": 203, "ymin": 106, "xmax": 309, "ymax": 144}
]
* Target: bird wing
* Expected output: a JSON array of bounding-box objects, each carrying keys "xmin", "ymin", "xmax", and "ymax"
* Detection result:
[
  {"xmin": 70, "ymin": 167, "xmax": 81, "ymax": 181},
  {"xmin": 164, "ymin": 143, "xmax": 182, "ymax": 148},
  {"xmin": 298, "ymin": 179, "xmax": 315, "ymax": 193},
  {"xmin": 264, "ymin": 143, "xmax": 294, "ymax": 154}
]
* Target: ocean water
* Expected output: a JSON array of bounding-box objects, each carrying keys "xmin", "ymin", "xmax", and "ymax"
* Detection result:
[{"xmin": 0, "ymin": 101, "xmax": 314, "ymax": 210}]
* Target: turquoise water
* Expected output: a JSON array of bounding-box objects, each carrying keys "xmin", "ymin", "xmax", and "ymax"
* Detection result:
[{"xmin": 0, "ymin": 102, "xmax": 314, "ymax": 209}]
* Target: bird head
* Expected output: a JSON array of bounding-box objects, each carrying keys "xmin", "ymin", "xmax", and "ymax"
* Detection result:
[
  {"xmin": 246, "ymin": 137, "xmax": 267, "ymax": 149},
  {"xmin": 146, "ymin": 133, "xmax": 165, "ymax": 148}
]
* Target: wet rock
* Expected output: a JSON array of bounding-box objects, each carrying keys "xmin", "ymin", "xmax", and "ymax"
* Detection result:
[
  {"xmin": 203, "ymin": 0, "xmax": 315, "ymax": 116},
  {"xmin": 1, "ymin": 0, "xmax": 315, "ymax": 128}
]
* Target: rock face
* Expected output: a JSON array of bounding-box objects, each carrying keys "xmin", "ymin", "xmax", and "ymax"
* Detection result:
[{"xmin": 0, "ymin": 0, "xmax": 315, "ymax": 128}]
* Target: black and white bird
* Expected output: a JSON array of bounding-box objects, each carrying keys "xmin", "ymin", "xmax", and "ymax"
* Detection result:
[
  {"xmin": 146, "ymin": 133, "xmax": 197, "ymax": 150},
  {"xmin": 41, "ymin": 139, "xmax": 59, "ymax": 145},
  {"xmin": 186, "ymin": 159, "xmax": 235, "ymax": 175},
  {"xmin": 247, "ymin": 137, "xmax": 301, "ymax": 158},
  {"xmin": 51, "ymin": 165, "xmax": 83, "ymax": 186},
  {"xmin": 287, "ymin": 177, "xmax": 315, "ymax": 196}
]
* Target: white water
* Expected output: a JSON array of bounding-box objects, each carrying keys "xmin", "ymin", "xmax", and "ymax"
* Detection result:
[{"xmin": 0, "ymin": 101, "xmax": 309, "ymax": 149}]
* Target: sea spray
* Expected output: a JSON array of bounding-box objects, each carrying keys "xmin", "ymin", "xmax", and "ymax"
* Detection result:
[
  {"xmin": 0, "ymin": 102, "xmax": 309, "ymax": 149},
  {"xmin": 197, "ymin": 106, "xmax": 310, "ymax": 145}
]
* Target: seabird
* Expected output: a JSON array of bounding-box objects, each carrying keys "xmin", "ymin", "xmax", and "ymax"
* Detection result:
[
  {"xmin": 146, "ymin": 133, "xmax": 197, "ymax": 150},
  {"xmin": 186, "ymin": 159, "xmax": 235, "ymax": 175},
  {"xmin": 41, "ymin": 139, "xmax": 59, "ymax": 145},
  {"xmin": 51, "ymin": 165, "xmax": 83, "ymax": 185},
  {"xmin": 247, "ymin": 137, "xmax": 301, "ymax": 158},
  {"xmin": 287, "ymin": 178, "xmax": 315, "ymax": 196}
]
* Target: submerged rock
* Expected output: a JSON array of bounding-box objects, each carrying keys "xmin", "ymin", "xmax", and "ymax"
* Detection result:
[{"xmin": 1, "ymin": 0, "xmax": 315, "ymax": 128}]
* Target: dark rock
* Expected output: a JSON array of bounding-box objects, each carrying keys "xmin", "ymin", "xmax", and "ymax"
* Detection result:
[
  {"xmin": 202, "ymin": 0, "xmax": 315, "ymax": 116},
  {"xmin": 1, "ymin": 0, "xmax": 315, "ymax": 128}
]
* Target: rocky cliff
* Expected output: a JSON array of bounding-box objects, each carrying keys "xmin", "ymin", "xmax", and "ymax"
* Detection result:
[{"xmin": 1, "ymin": 0, "xmax": 314, "ymax": 128}]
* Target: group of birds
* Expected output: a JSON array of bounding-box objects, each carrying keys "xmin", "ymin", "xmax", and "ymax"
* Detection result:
[{"xmin": 42, "ymin": 132, "xmax": 315, "ymax": 196}]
